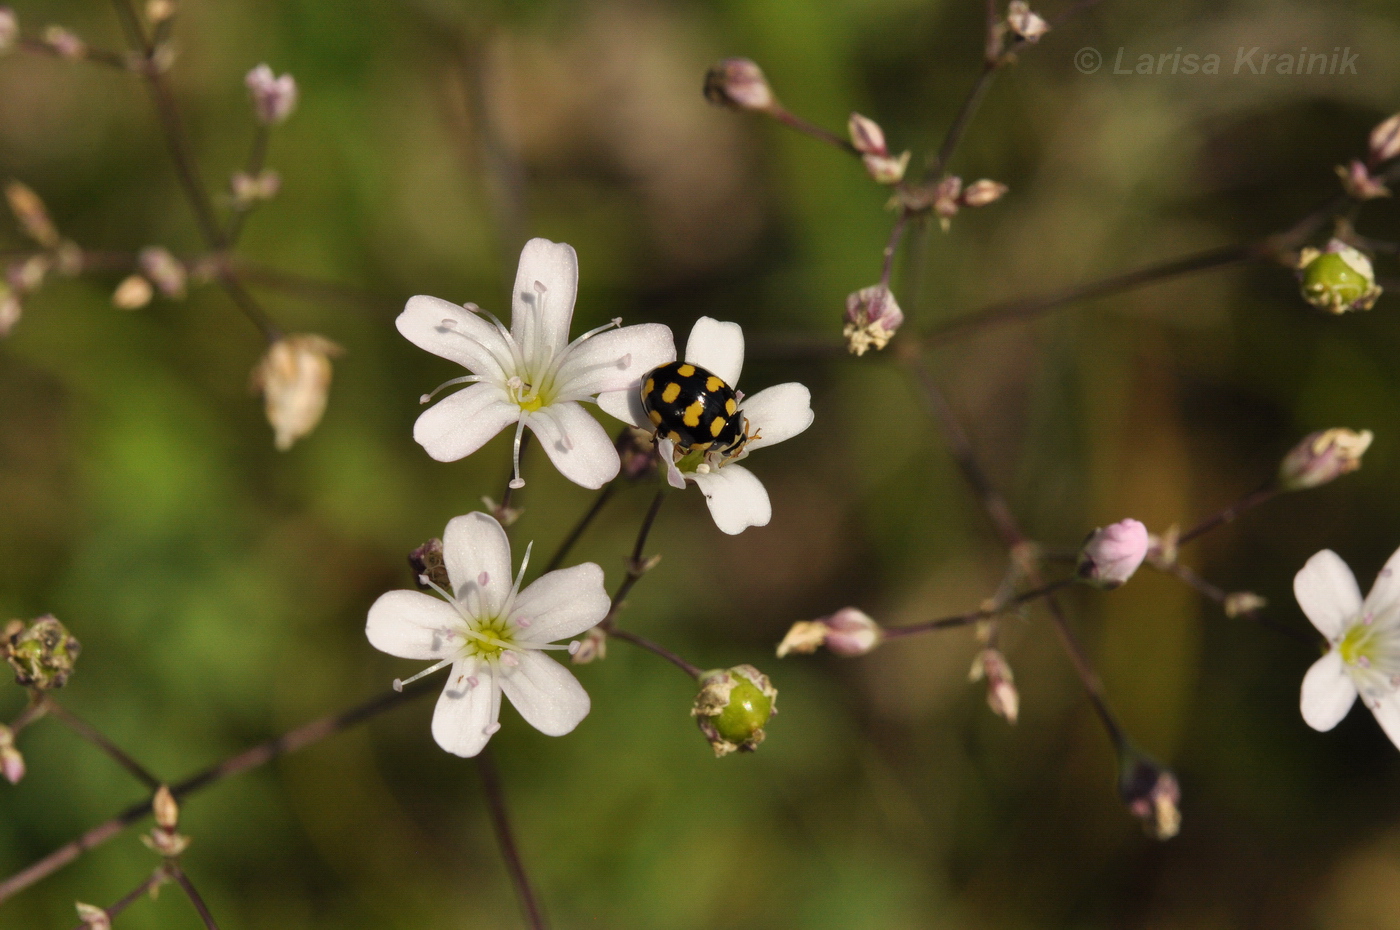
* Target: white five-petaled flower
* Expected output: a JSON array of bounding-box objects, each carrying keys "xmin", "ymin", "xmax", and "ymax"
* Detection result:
[
  {"xmin": 366, "ymin": 512, "xmax": 609, "ymax": 758},
  {"xmin": 598, "ymin": 317, "xmax": 814, "ymax": 535},
  {"xmin": 398, "ymin": 238, "xmax": 675, "ymax": 489},
  {"xmin": 1296, "ymin": 547, "xmax": 1400, "ymax": 750}
]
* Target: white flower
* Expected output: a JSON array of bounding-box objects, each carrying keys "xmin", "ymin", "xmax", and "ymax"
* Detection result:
[
  {"xmin": 398, "ymin": 239, "xmax": 674, "ymax": 489},
  {"xmin": 597, "ymin": 317, "xmax": 814, "ymax": 535},
  {"xmin": 1295, "ymin": 547, "xmax": 1400, "ymax": 749},
  {"xmin": 366, "ymin": 512, "xmax": 609, "ymax": 758}
]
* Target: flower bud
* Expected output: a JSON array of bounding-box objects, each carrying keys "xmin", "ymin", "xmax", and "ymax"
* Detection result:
[
  {"xmin": 138, "ymin": 246, "xmax": 187, "ymax": 298},
  {"xmin": 112, "ymin": 274, "xmax": 153, "ymax": 310},
  {"xmin": 408, "ymin": 537, "xmax": 450, "ymax": 590},
  {"xmin": 843, "ymin": 284, "xmax": 904, "ymax": 356},
  {"xmin": 75, "ymin": 903, "xmax": 111, "ymax": 930},
  {"xmin": 42, "ymin": 25, "xmax": 85, "ymax": 60},
  {"xmin": 862, "ymin": 151, "xmax": 910, "ymax": 185},
  {"xmin": 1336, "ymin": 160, "xmax": 1390, "ymax": 200},
  {"xmin": 1278, "ymin": 428, "xmax": 1372, "ymax": 491},
  {"xmin": 969, "ymin": 648, "xmax": 1019, "ymax": 723},
  {"xmin": 777, "ymin": 608, "xmax": 884, "ymax": 658},
  {"xmin": 141, "ymin": 825, "xmax": 191, "ymax": 858},
  {"xmin": 847, "ymin": 113, "xmax": 887, "ymax": 156},
  {"xmin": 616, "ymin": 427, "xmax": 660, "ymax": 480},
  {"xmin": 1077, "ymin": 519, "xmax": 1149, "ymax": 589},
  {"xmin": 4, "ymin": 180, "xmax": 59, "ymax": 249},
  {"xmin": 5, "ymin": 615, "xmax": 80, "ymax": 689},
  {"xmin": 960, "ymin": 178, "xmax": 1009, "ymax": 208},
  {"xmin": 1005, "ymin": 1, "xmax": 1050, "ymax": 42},
  {"xmin": 231, "ymin": 169, "xmax": 282, "ymax": 206},
  {"xmin": 0, "ymin": 725, "xmax": 23, "ymax": 784},
  {"xmin": 569, "ymin": 627, "xmax": 607, "ymax": 665},
  {"xmin": 692, "ymin": 665, "xmax": 777, "ymax": 757},
  {"xmin": 145, "ymin": 0, "xmax": 176, "ymax": 25},
  {"xmin": 1119, "ymin": 753, "xmax": 1181, "ymax": 840},
  {"xmin": 1370, "ymin": 113, "xmax": 1400, "ymax": 164},
  {"xmin": 1223, "ymin": 591, "xmax": 1267, "ymax": 618},
  {"xmin": 932, "ymin": 175, "xmax": 963, "ymax": 230},
  {"xmin": 0, "ymin": 9, "xmax": 16, "ymax": 54},
  {"xmin": 153, "ymin": 785, "xmax": 179, "ymax": 830},
  {"xmin": 1297, "ymin": 240, "xmax": 1382, "ymax": 314},
  {"xmin": 245, "ymin": 63, "xmax": 298, "ymax": 125},
  {"xmin": 0, "ymin": 284, "xmax": 20, "ymax": 337},
  {"xmin": 250, "ymin": 334, "xmax": 342, "ymax": 451},
  {"xmin": 703, "ymin": 58, "xmax": 774, "ymax": 112},
  {"xmin": 8, "ymin": 254, "xmax": 48, "ymax": 293}
]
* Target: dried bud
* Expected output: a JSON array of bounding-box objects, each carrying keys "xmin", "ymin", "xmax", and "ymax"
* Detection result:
[
  {"xmin": 112, "ymin": 274, "xmax": 153, "ymax": 310},
  {"xmin": 1297, "ymin": 240, "xmax": 1381, "ymax": 313},
  {"xmin": 1370, "ymin": 113, "xmax": 1400, "ymax": 164},
  {"xmin": 1146, "ymin": 524, "xmax": 1179, "ymax": 567},
  {"xmin": 145, "ymin": 0, "xmax": 176, "ymax": 25},
  {"xmin": 848, "ymin": 113, "xmax": 887, "ymax": 156},
  {"xmin": 1077, "ymin": 519, "xmax": 1149, "ymax": 589},
  {"xmin": 141, "ymin": 825, "xmax": 191, "ymax": 858},
  {"xmin": 250, "ymin": 334, "xmax": 342, "ymax": 451},
  {"xmin": 616, "ymin": 427, "xmax": 660, "ymax": 480},
  {"xmin": 960, "ymin": 178, "xmax": 1009, "ymax": 208},
  {"xmin": 74, "ymin": 902, "xmax": 111, "ymax": 930},
  {"xmin": 153, "ymin": 785, "xmax": 179, "ymax": 830},
  {"xmin": 42, "ymin": 25, "xmax": 85, "ymax": 60},
  {"xmin": 703, "ymin": 58, "xmax": 774, "ymax": 112},
  {"xmin": 842, "ymin": 284, "xmax": 904, "ymax": 356},
  {"xmin": 245, "ymin": 63, "xmax": 298, "ymax": 125},
  {"xmin": 4, "ymin": 181, "xmax": 59, "ymax": 249},
  {"xmin": 777, "ymin": 607, "xmax": 884, "ymax": 658},
  {"xmin": 969, "ymin": 648, "xmax": 1019, "ymax": 723},
  {"xmin": 1278, "ymin": 428, "xmax": 1372, "ymax": 491},
  {"xmin": 692, "ymin": 665, "xmax": 777, "ymax": 757},
  {"xmin": 0, "ymin": 284, "xmax": 19, "ymax": 337},
  {"xmin": 1336, "ymin": 160, "xmax": 1391, "ymax": 200},
  {"xmin": 1005, "ymin": 1, "xmax": 1050, "ymax": 42},
  {"xmin": 933, "ymin": 175, "xmax": 963, "ymax": 230},
  {"xmin": 0, "ymin": 9, "xmax": 16, "ymax": 54},
  {"xmin": 138, "ymin": 246, "xmax": 187, "ymax": 298},
  {"xmin": 5, "ymin": 615, "xmax": 80, "ymax": 689},
  {"xmin": 409, "ymin": 538, "xmax": 450, "ymax": 591},
  {"xmin": 230, "ymin": 169, "xmax": 282, "ymax": 206},
  {"xmin": 862, "ymin": 151, "xmax": 910, "ymax": 185},
  {"xmin": 0, "ymin": 725, "xmax": 23, "ymax": 784},
  {"xmin": 1119, "ymin": 753, "xmax": 1181, "ymax": 840},
  {"xmin": 8, "ymin": 255, "xmax": 48, "ymax": 293},
  {"xmin": 1223, "ymin": 591, "xmax": 1267, "ymax": 618},
  {"xmin": 569, "ymin": 627, "xmax": 608, "ymax": 665}
]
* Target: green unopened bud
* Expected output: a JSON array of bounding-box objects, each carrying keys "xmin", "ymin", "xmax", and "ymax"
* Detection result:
[
  {"xmin": 5, "ymin": 615, "xmax": 80, "ymax": 690},
  {"xmin": 691, "ymin": 665, "xmax": 777, "ymax": 757},
  {"xmin": 1297, "ymin": 241, "xmax": 1382, "ymax": 314}
]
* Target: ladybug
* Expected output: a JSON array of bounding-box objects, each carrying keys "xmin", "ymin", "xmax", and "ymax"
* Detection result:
[{"xmin": 640, "ymin": 361, "xmax": 750, "ymax": 456}]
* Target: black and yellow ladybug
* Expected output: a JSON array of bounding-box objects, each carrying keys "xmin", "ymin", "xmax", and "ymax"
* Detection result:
[{"xmin": 640, "ymin": 361, "xmax": 748, "ymax": 455}]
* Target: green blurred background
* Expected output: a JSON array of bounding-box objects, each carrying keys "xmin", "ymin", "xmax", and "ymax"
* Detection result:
[{"xmin": 3, "ymin": 0, "xmax": 1400, "ymax": 926}]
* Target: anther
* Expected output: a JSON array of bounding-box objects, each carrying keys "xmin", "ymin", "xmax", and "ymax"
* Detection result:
[
  {"xmin": 466, "ymin": 675, "xmax": 479, "ymax": 689},
  {"xmin": 501, "ymin": 652, "xmax": 520, "ymax": 667},
  {"xmin": 484, "ymin": 722, "xmax": 502, "ymax": 736},
  {"xmin": 478, "ymin": 571, "xmax": 490, "ymax": 587},
  {"xmin": 516, "ymin": 617, "xmax": 532, "ymax": 628},
  {"xmin": 439, "ymin": 318, "xmax": 457, "ymax": 329},
  {"xmin": 568, "ymin": 641, "xmax": 581, "ymax": 655}
]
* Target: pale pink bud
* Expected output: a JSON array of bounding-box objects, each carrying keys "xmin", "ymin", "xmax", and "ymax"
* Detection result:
[
  {"xmin": 250, "ymin": 334, "xmax": 342, "ymax": 450},
  {"xmin": 0, "ymin": 8, "xmax": 17, "ymax": 54},
  {"xmin": 1278, "ymin": 428, "xmax": 1372, "ymax": 491},
  {"xmin": 153, "ymin": 785, "xmax": 179, "ymax": 829},
  {"xmin": 4, "ymin": 180, "xmax": 59, "ymax": 249},
  {"xmin": 843, "ymin": 284, "xmax": 905, "ymax": 356},
  {"xmin": 111, "ymin": 274, "xmax": 153, "ymax": 310},
  {"xmin": 970, "ymin": 649, "xmax": 1019, "ymax": 723},
  {"xmin": 1370, "ymin": 113, "xmax": 1400, "ymax": 164},
  {"xmin": 862, "ymin": 151, "xmax": 910, "ymax": 185},
  {"xmin": 960, "ymin": 179, "xmax": 1009, "ymax": 208},
  {"xmin": 1077, "ymin": 518, "xmax": 1149, "ymax": 589},
  {"xmin": 703, "ymin": 58, "xmax": 774, "ymax": 112},
  {"xmin": 75, "ymin": 903, "xmax": 111, "ymax": 930},
  {"xmin": 0, "ymin": 745, "xmax": 23, "ymax": 784},
  {"xmin": 42, "ymin": 25, "xmax": 85, "ymax": 60},
  {"xmin": 245, "ymin": 63, "xmax": 298, "ymax": 125},
  {"xmin": 138, "ymin": 246, "xmax": 187, "ymax": 298},
  {"xmin": 1006, "ymin": 1, "xmax": 1050, "ymax": 42},
  {"xmin": 231, "ymin": 169, "xmax": 282, "ymax": 205},
  {"xmin": 822, "ymin": 608, "xmax": 883, "ymax": 656},
  {"xmin": 569, "ymin": 627, "xmax": 608, "ymax": 665},
  {"xmin": 1336, "ymin": 160, "xmax": 1390, "ymax": 200},
  {"xmin": 145, "ymin": 0, "xmax": 176, "ymax": 25},
  {"xmin": 847, "ymin": 113, "xmax": 887, "ymax": 156},
  {"xmin": 1119, "ymin": 755, "xmax": 1181, "ymax": 840}
]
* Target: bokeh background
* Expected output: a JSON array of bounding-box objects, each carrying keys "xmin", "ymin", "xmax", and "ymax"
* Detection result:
[{"xmin": 3, "ymin": 0, "xmax": 1400, "ymax": 926}]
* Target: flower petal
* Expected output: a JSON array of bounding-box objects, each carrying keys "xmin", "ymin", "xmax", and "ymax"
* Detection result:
[
  {"xmin": 689, "ymin": 463, "xmax": 771, "ymax": 535},
  {"xmin": 684, "ymin": 317, "xmax": 744, "ymax": 388},
  {"xmin": 498, "ymin": 651, "xmax": 591, "ymax": 737},
  {"xmin": 365, "ymin": 590, "xmax": 464, "ymax": 660},
  {"xmin": 511, "ymin": 238, "xmax": 578, "ymax": 363},
  {"xmin": 596, "ymin": 388, "xmax": 645, "ymax": 428},
  {"xmin": 1294, "ymin": 550, "xmax": 1363, "ymax": 640},
  {"xmin": 510, "ymin": 563, "xmax": 611, "ymax": 643},
  {"xmin": 739, "ymin": 382, "xmax": 814, "ymax": 453},
  {"xmin": 1300, "ymin": 651, "xmax": 1357, "ymax": 731},
  {"xmin": 431, "ymin": 659, "xmax": 499, "ymax": 757},
  {"xmin": 1363, "ymin": 544, "xmax": 1400, "ymax": 622},
  {"xmin": 396, "ymin": 294, "xmax": 512, "ymax": 381},
  {"xmin": 554, "ymin": 323, "xmax": 676, "ymax": 398},
  {"xmin": 525, "ymin": 402, "xmax": 619, "ymax": 489},
  {"xmin": 413, "ymin": 382, "xmax": 519, "ymax": 463},
  {"xmin": 1369, "ymin": 693, "xmax": 1400, "ymax": 750},
  {"xmin": 443, "ymin": 512, "xmax": 514, "ymax": 616}
]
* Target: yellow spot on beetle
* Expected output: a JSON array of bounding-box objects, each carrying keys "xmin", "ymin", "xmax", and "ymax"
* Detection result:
[
  {"xmin": 644, "ymin": 377, "xmax": 655, "ymax": 396},
  {"xmin": 725, "ymin": 398, "xmax": 737, "ymax": 416},
  {"xmin": 667, "ymin": 430, "xmax": 682, "ymax": 444},
  {"xmin": 676, "ymin": 364, "xmax": 696, "ymax": 377},
  {"xmin": 710, "ymin": 416, "xmax": 726, "ymax": 438},
  {"xmin": 682, "ymin": 399, "xmax": 705, "ymax": 428},
  {"xmin": 648, "ymin": 409, "xmax": 664, "ymax": 426},
  {"xmin": 661, "ymin": 382, "xmax": 682, "ymax": 404},
  {"xmin": 706, "ymin": 376, "xmax": 723, "ymax": 391}
]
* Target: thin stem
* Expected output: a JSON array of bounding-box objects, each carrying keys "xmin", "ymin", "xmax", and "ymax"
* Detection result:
[
  {"xmin": 542, "ymin": 482, "xmax": 616, "ymax": 574},
  {"xmin": 17, "ymin": 37, "xmax": 131, "ymax": 70},
  {"xmin": 607, "ymin": 627, "xmax": 703, "ymax": 679},
  {"xmin": 476, "ymin": 749, "xmax": 548, "ymax": 930},
  {"xmin": 602, "ymin": 490, "xmax": 666, "ymax": 620},
  {"xmin": 880, "ymin": 211, "xmax": 909, "ymax": 289},
  {"xmin": 881, "ymin": 577, "xmax": 1075, "ymax": 639},
  {"xmin": 0, "ymin": 678, "xmax": 439, "ymax": 902},
  {"xmin": 929, "ymin": 62, "xmax": 998, "ymax": 178},
  {"xmin": 1149, "ymin": 558, "xmax": 1314, "ymax": 645},
  {"xmin": 1176, "ymin": 483, "xmax": 1279, "ymax": 546},
  {"xmin": 1044, "ymin": 598, "xmax": 1125, "ymax": 749},
  {"xmin": 45, "ymin": 699, "xmax": 162, "ymax": 790},
  {"xmin": 767, "ymin": 106, "xmax": 859, "ymax": 156},
  {"xmin": 169, "ymin": 864, "xmax": 221, "ymax": 930},
  {"xmin": 65, "ymin": 868, "xmax": 168, "ymax": 930},
  {"xmin": 225, "ymin": 124, "xmax": 271, "ymax": 247},
  {"xmin": 497, "ymin": 431, "xmax": 531, "ymax": 516},
  {"xmin": 8, "ymin": 696, "xmax": 49, "ymax": 735}
]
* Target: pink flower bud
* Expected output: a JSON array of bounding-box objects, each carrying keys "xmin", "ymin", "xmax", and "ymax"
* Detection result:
[
  {"xmin": 245, "ymin": 63, "xmax": 298, "ymax": 125},
  {"xmin": 42, "ymin": 25, "xmax": 85, "ymax": 60},
  {"xmin": 843, "ymin": 284, "xmax": 904, "ymax": 356},
  {"xmin": 822, "ymin": 608, "xmax": 883, "ymax": 656},
  {"xmin": 703, "ymin": 58, "xmax": 774, "ymax": 112},
  {"xmin": 1077, "ymin": 519, "xmax": 1149, "ymax": 589},
  {"xmin": 1005, "ymin": 1, "xmax": 1050, "ymax": 42},
  {"xmin": 1278, "ymin": 428, "xmax": 1372, "ymax": 491},
  {"xmin": 960, "ymin": 178, "xmax": 1009, "ymax": 208},
  {"xmin": 862, "ymin": 151, "xmax": 910, "ymax": 185},
  {"xmin": 847, "ymin": 113, "xmax": 887, "ymax": 156},
  {"xmin": 970, "ymin": 648, "xmax": 1018, "ymax": 723},
  {"xmin": 1336, "ymin": 160, "xmax": 1391, "ymax": 200},
  {"xmin": 0, "ymin": 745, "xmax": 23, "ymax": 784},
  {"xmin": 1370, "ymin": 113, "xmax": 1400, "ymax": 164},
  {"xmin": 138, "ymin": 246, "xmax": 187, "ymax": 298},
  {"xmin": 75, "ymin": 902, "xmax": 111, "ymax": 930}
]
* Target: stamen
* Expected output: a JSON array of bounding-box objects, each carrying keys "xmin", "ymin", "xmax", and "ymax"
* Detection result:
[
  {"xmin": 478, "ymin": 571, "xmax": 490, "ymax": 587},
  {"xmin": 484, "ymin": 722, "xmax": 502, "ymax": 736},
  {"xmin": 516, "ymin": 617, "xmax": 532, "ymax": 628},
  {"xmin": 466, "ymin": 675, "xmax": 479, "ymax": 689},
  {"xmin": 439, "ymin": 318, "xmax": 457, "ymax": 329},
  {"xmin": 420, "ymin": 375, "xmax": 485, "ymax": 404},
  {"xmin": 505, "ymin": 541, "xmax": 534, "ymax": 614},
  {"xmin": 501, "ymin": 652, "xmax": 520, "ymax": 667},
  {"xmin": 568, "ymin": 641, "xmax": 581, "ymax": 655},
  {"xmin": 510, "ymin": 418, "xmax": 528, "ymax": 489},
  {"xmin": 696, "ymin": 462, "xmax": 711, "ymax": 474},
  {"xmin": 393, "ymin": 656, "xmax": 455, "ymax": 691}
]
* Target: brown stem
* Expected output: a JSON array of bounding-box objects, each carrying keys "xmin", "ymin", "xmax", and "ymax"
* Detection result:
[
  {"xmin": 929, "ymin": 62, "xmax": 999, "ymax": 178},
  {"xmin": 880, "ymin": 211, "xmax": 909, "ymax": 288},
  {"xmin": 607, "ymin": 627, "xmax": 702, "ymax": 679},
  {"xmin": 169, "ymin": 864, "xmax": 221, "ymax": 930},
  {"xmin": 476, "ymin": 749, "xmax": 548, "ymax": 930},
  {"xmin": 881, "ymin": 577, "xmax": 1075, "ymax": 639},
  {"xmin": 17, "ymin": 37, "xmax": 131, "ymax": 70},
  {"xmin": 602, "ymin": 490, "xmax": 666, "ymax": 621},
  {"xmin": 0, "ymin": 678, "xmax": 438, "ymax": 902},
  {"xmin": 1176, "ymin": 483, "xmax": 1279, "ymax": 546},
  {"xmin": 767, "ymin": 106, "xmax": 859, "ymax": 156},
  {"xmin": 45, "ymin": 699, "xmax": 162, "ymax": 790},
  {"xmin": 542, "ymin": 482, "xmax": 616, "ymax": 574},
  {"xmin": 65, "ymin": 868, "xmax": 168, "ymax": 930},
  {"xmin": 1149, "ymin": 558, "xmax": 1314, "ymax": 645}
]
